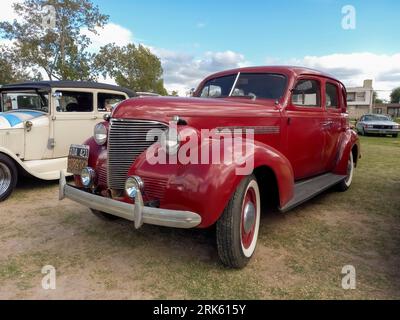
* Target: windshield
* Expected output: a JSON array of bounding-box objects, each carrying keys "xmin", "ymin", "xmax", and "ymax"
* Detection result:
[
  {"xmin": 1, "ymin": 92, "xmax": 49, "ymax": 113},
  {"xmin": 364, "ymin": 115, "xmax": 391, "ymax": 122},
  {"xmin": 197, "ymin": 73, "xmax": 287, "ymax": 100}
]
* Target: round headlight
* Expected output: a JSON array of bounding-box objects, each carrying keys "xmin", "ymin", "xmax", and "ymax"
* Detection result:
[
  {"xmin": 125, "ymin": 176, "xmax": 144, "ymax": 199},
  {"xmin": 81, "ymin": 167, "xmax": 96, "ymax": 188},
  {"xmin": 161, "ymin": 128, "xmax": 180, "ymax": 155},
  {"xmin": 94, "ymin": 123, "xmax": 107, "ymax": 145}
]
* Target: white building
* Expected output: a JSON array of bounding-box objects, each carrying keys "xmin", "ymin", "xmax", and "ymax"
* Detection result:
[{"xmin": 346, "ymin": 80, "xmax": 374, "ymax": 120}]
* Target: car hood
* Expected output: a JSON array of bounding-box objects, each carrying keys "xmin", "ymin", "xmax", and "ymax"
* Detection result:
[
  {"xmin": 0, "ymin": 110, "xmax": 47, "ymax": 129},
  {"xmin": 112, "ymin": 96, "xmax": 280, "ymax": 125}
]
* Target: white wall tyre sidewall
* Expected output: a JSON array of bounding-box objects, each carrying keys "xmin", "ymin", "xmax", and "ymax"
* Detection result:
[
  {"xmin": 240, "ymin": 180, "xmax": 261, "ymax": 259},
  {"xmin": 345, "ymin": 152, "xmax": 354, "ymax": 188}
]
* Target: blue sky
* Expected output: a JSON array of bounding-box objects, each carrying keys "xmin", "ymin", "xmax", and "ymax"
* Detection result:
[{"xmin": 94, "ymin": 0, "xmax": 400, "ymax": 60}]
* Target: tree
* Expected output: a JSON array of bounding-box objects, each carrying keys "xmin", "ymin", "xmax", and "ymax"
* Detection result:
[
  {"xmin": 0, "ymin": 0, "xmax": 108, "ymax": 81},
  {"xmin": 373, "ymin": 91, "xmax": 383, "ymax": 104},
  {"xmin": 95, "ymin": 43, "xmax": 168, "ymax": 95},
  {"xmin": 170, "ymin": 90, "xmax": 179, "ymax": 96},
  {"xmin": 0, "ymin": 47, "xmax": 42, "ymax": 84},
  {"xmin": 390, "ymin": 87, "xmax": 400, "ymax": 104}
]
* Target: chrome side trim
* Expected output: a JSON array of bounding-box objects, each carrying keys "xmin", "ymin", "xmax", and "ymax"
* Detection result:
[
  {"xmin": 216, "ymin": 126, "xmax": 280, "ymax": 134},
  {"xmin": 59, "ymin": 171, "xmax": 202, "ymax": 229}
]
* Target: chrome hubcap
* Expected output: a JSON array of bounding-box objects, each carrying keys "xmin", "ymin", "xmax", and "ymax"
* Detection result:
[
  {"xmin": 243, "ymin": 202, "xmax": 256, "ymax": 234},
  {"xmin": 0, "ymin": 163, "xmax": 12, "ymax": 196}
]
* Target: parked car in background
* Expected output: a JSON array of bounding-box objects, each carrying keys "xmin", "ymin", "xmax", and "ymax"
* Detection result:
[
  {"xmin": 356, "ymin": 114, "xmax": 399, "ymax": 137},
  {"xmin": 60, "ymin": 66, "xmax": 360, "ymax": 268},
  {"xmin": 0, "ymin": 81, "xmax": 135, "ymax": 201}
]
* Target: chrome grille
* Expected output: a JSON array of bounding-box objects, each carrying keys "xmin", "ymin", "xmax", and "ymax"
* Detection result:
[{"xmin": 108, "ymin": 119, "xmax": 168, "ymax": 189}]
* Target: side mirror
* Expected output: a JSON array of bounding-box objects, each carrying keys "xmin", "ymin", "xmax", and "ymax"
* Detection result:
[{"xmin": 189, "ymin": 88, "xmax": 195, "ymax": 97}]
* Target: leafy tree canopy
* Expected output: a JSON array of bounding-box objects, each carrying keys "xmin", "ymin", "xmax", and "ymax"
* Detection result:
[
  {"xmin": 390, "ymin": 87, "xmax": 400, "ymax": 104},
  {"xmin": 0, "ymin": 0, "xmax": 168, "ymax": 95},
  {"xmin": 0, "ymin": 0, "xmax": 108, "ymax": 80},
  {"xmin": 96, "ymin": 43, "xmax": 168, "ymax": 95}
]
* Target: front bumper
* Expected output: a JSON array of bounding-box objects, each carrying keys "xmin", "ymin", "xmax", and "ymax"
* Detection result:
[{"xmin": 59, "ymin": 171, "xmax": 202, "ymax": 229}]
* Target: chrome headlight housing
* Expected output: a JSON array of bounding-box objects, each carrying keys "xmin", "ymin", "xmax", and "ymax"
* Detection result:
[
  {"xmin": 94, "ymin": 123, "xmax": 108, "ymax": 145},
  {"xmin": 81, "ymin": 167, "xmax": 96, "ymax": 188},
  {"xmin": 161, "ymin": 128, "xmax": 180, "ymax": 155},
  {"xmin": 125, "ymin": 176, "xmax": 144, "ymax": 199}
]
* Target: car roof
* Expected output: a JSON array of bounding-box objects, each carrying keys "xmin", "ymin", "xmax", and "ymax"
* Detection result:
[
  {"xmin": 203, "ymin": 66, "xmax": 344, "ymax": 86},
  {"xmin": 0, "ymin": 81, "xmax": 136, "ymax": 97}
]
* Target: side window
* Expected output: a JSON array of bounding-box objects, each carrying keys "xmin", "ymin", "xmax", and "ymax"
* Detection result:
[
  {"xmin": 326, "ymin": 83, "xmax": 339, "ymax": 109},
  {"xmin": 292, "ymin": 79, "xmax": 321, "ymax": 107},
  {"xmin": 98, "ymin": 93, "xmax": 126, "ymax": 112},
  {"xmin": 55, "ymin": 91, "xmax": 93, "ymax": 113}
]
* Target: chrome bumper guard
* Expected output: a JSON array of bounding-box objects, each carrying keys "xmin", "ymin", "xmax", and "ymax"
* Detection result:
[{"xmin": 59, "ymin": 171, "xmax": 202, "ymax": 229}]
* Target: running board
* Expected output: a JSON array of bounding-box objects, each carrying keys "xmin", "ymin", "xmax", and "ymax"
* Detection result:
[{"xmin": 279, "ymin": 173, "xmax": 347, "ymax": 213}]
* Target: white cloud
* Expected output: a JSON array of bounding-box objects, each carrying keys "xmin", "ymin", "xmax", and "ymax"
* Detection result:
[
  {"xmin": 82, "ymin": 22, "xmax": 134, "ymax": 53},
  {"xmin": 268, "ymin": 52, "xmax": 400, "ymax": 101},
  {"xmin": 152, "ymin": 48, "xmax": 248, "ymax": 95},
  {"xmin": 0, "ymin": 0, "xmax": 21, "ymax": 23},
  {"xmin": 196, "ymin": 22, "xmax": 206, "ymax": 29}
]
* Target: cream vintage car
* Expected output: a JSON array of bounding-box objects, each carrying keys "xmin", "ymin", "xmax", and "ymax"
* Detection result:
[{"xmin": 0, "ymin": 81, "xmax": 135, "ymax": 201}]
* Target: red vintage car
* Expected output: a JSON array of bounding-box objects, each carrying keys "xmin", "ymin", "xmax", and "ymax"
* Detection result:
[{"xmin": 59, "ymin": 66, "xmax": 360, "ymax": 268}]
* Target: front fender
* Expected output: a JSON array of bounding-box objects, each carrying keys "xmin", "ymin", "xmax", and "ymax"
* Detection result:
[
  {"xmin": 0, "ymin": 146, "xmax": 26, "ymax": 169},
  {"xmin": 128, "ymin": 140, "xmax": 294, "ymax": 228},
  {"xmin": 333, "ymin": 129, "xmax": 360, "ymax": 175},
  {"xmin": 73, "ymin": 137, "xmax": 107, "ymax": 187}
]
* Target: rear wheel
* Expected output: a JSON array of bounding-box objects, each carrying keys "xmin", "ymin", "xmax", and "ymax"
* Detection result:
[
  {"xmin": 337, "ymin": 152, "xmax": 354, "ymax": 192},
  {"xmin": 216, "ymin": 175, "xmax": 260, "ymax": 269},
  {"xmin": 0, "ymin": 154, "xmax": 18, "ymax": 202},
  {"xmin": 91, "ymin": 209, "xmax": 120, "ymax": 221}
]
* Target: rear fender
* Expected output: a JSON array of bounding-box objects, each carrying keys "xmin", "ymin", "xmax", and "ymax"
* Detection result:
[{"xmin": 333, "ymin": 129, "xmax": 360, "ymax": 175}]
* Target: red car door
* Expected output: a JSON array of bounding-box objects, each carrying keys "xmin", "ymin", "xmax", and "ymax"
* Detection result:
[
  {"xmin": 323, "ymin": 80, "xmax": 343, "ymax": 171},
  {"xmin": 283, "ymin": 77, "xmax": 327, "ymax": 180}
]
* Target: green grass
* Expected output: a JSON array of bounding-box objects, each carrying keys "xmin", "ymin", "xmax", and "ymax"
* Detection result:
[{"xmin": 142, "ymin": 135, "xmax": 400, "ymax": 299}]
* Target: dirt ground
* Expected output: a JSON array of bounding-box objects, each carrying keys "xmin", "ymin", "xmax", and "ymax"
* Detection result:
[{"xmin": 0, "ymin": 136, "xmax": 399, "ymax": 300}]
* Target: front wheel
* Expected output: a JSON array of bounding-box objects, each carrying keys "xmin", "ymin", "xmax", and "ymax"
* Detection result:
[
  {"xmin": 216, "ymin": 175, "xmax": 261, "ymax": 269},
  {"xmin": 0, "ymin": 154, "xmax": 18, "ymax": 202},
  {"xmin": 337, "ymin": 151, "xmax": 354, "ymax": 192},
  {"xmin": 393, "ymin": 134, "xmax": 398, "ymax": 138}
]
